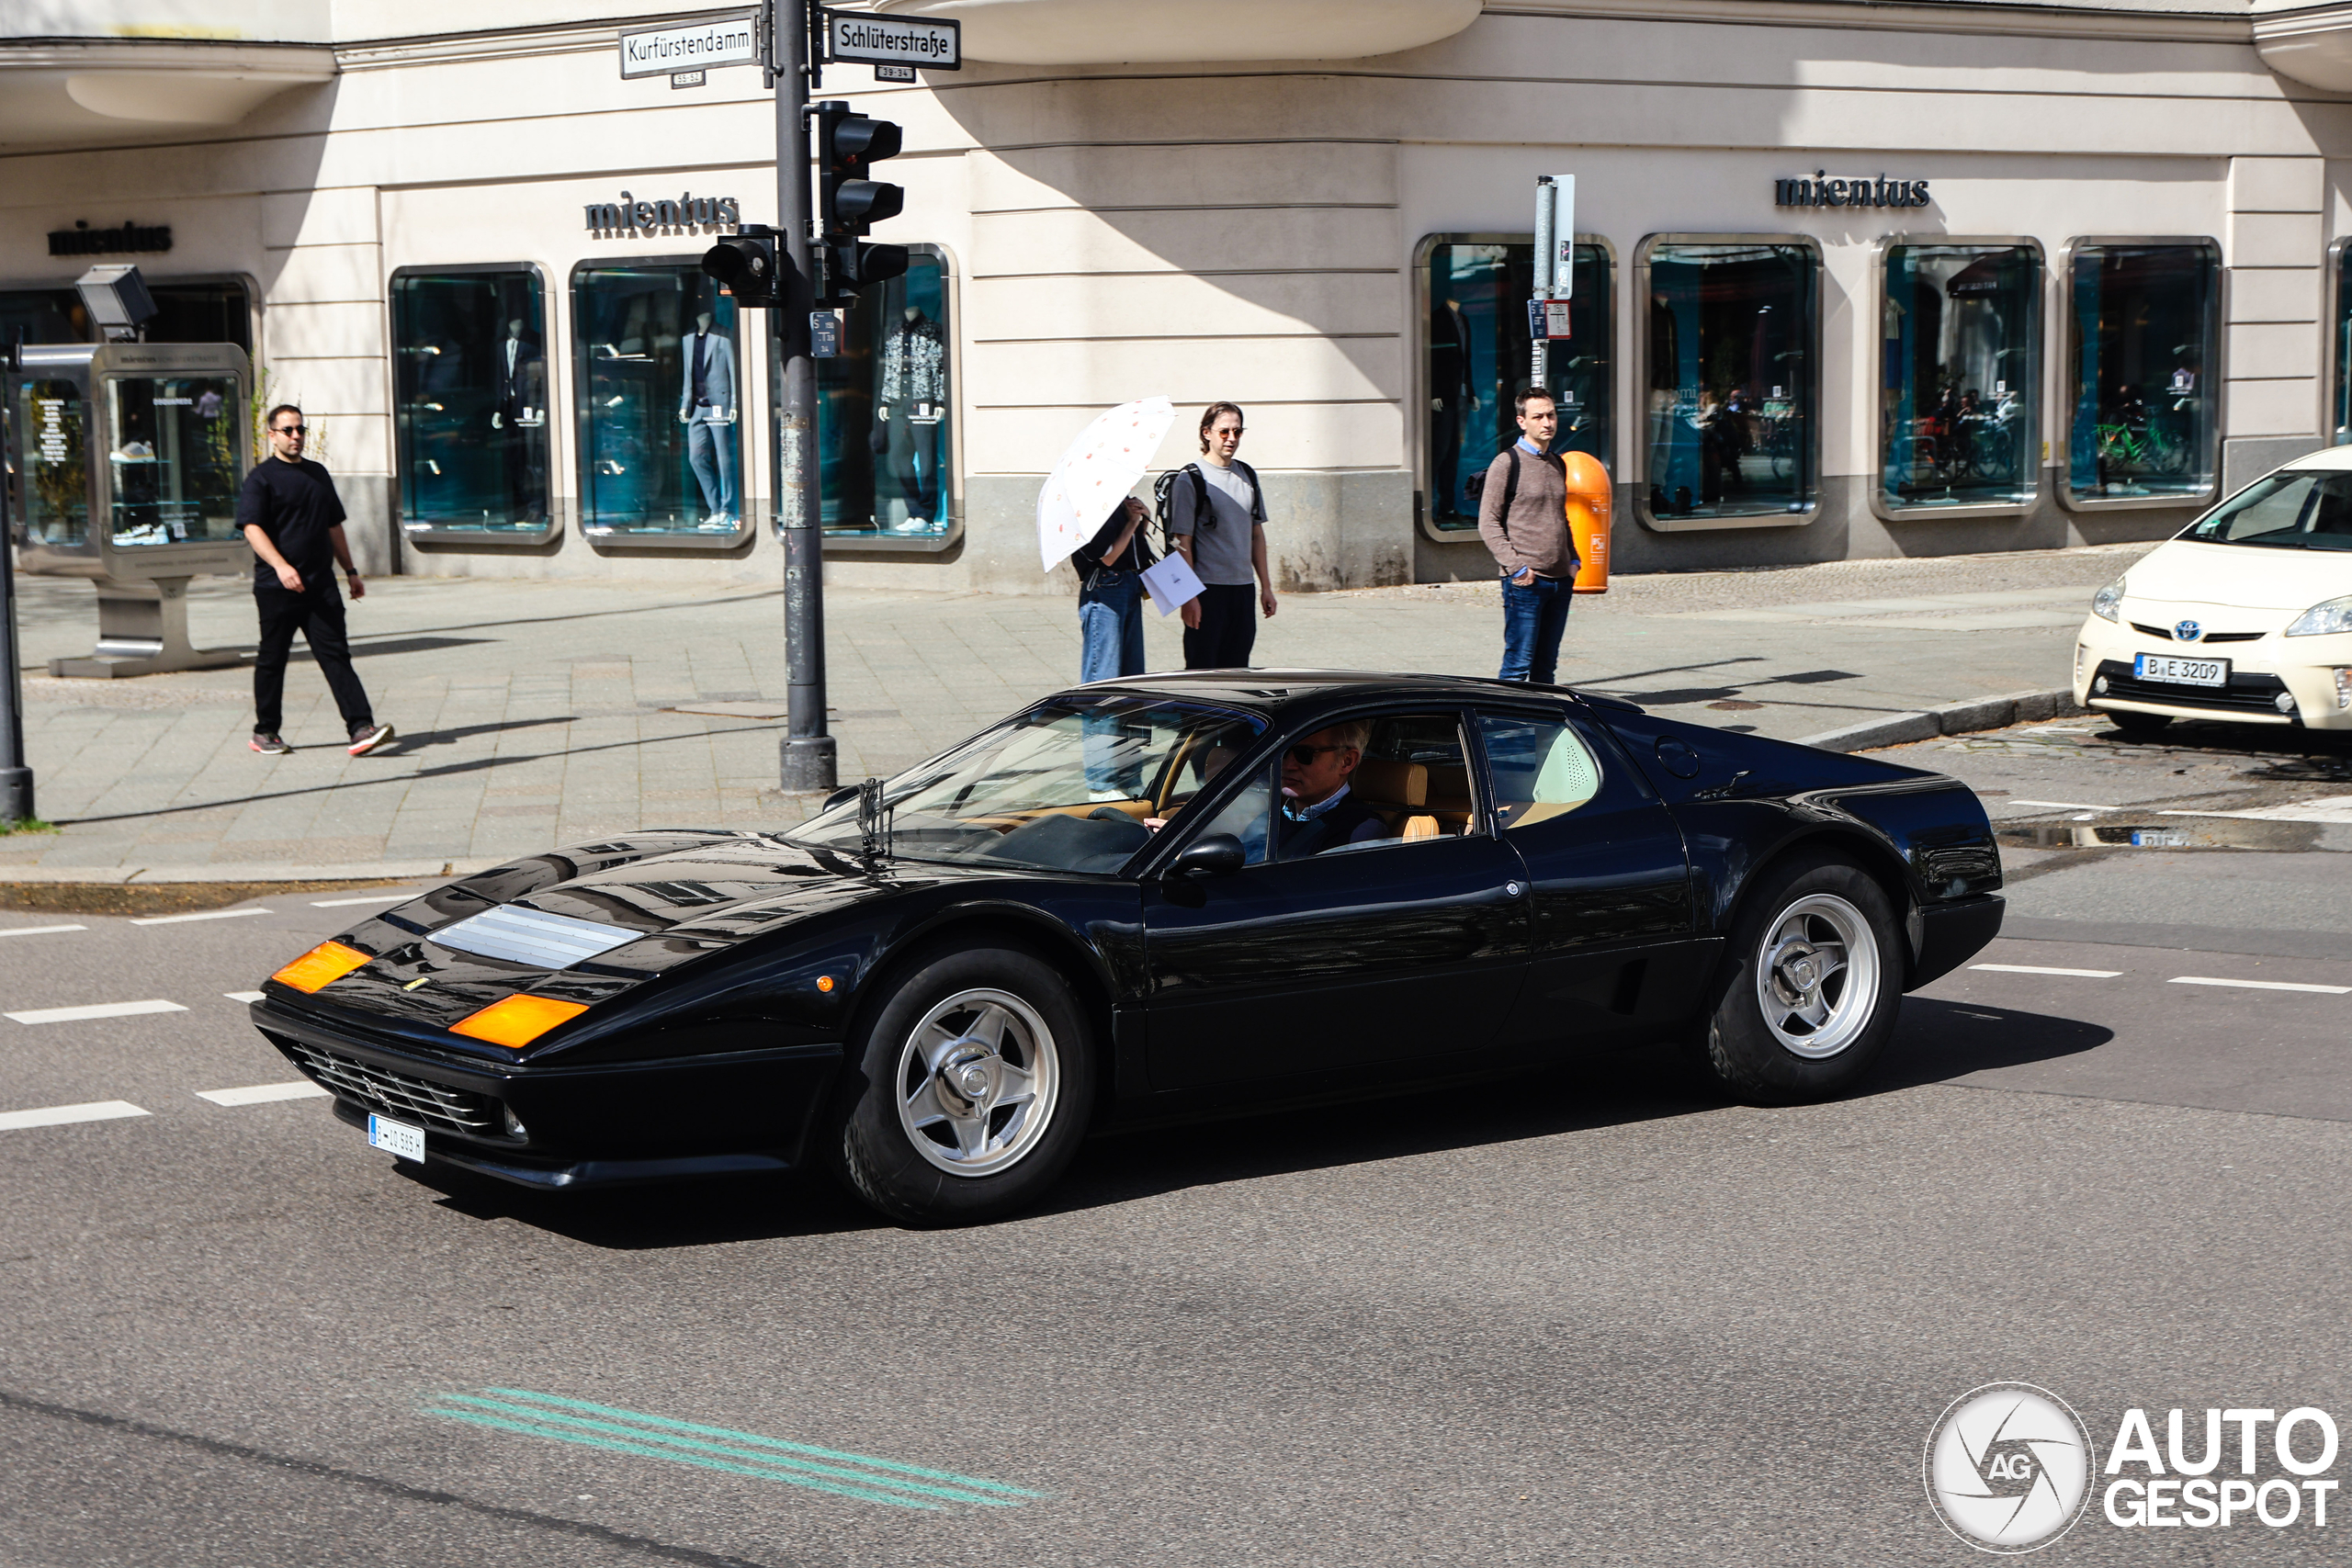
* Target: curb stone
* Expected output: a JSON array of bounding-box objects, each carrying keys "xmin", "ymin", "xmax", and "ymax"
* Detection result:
[
  {"xmin": 1797, "ymin": 688, "xmax": 2083, "ymax": 753},
  {"xmin": 0, "ymin": 859, "xmax": 499, "ymax": 887}
]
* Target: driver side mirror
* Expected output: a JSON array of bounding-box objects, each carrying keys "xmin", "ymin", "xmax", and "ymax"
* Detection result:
[{"xmin": 1169, "ymin": 832, "xmax": 1245, "ymax": 878}]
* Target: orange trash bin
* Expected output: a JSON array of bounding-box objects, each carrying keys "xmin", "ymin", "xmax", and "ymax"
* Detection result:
[{"xmin": 1562, "ymin": 450, "xmax": 1611, "ymax": 593}]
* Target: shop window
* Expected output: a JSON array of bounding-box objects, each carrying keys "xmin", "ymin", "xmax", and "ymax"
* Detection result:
[
  {"xmin": 104, "ymin": 374, "xmax": 242, "ymax": 547},
  {"xmin": 1422, "ymin": 238, "xmax": 1611, "ymax": 534},
  {"xmin": 2331, "ymin": 240, "xmax": 2352, "ymax": 445},
  {"xmin": 391, "ymin": 267, "xmax": 552, "ymax": 536},
  {"xmin": 1878, "ymin": 243, "xmax": 2040, "ymax": 514},
  {"xmin": 0, "ymin": 290, "xmax": 89, "ymax": 346},
  {"xmin": 2064, "ymin": 242, "xmax": 2220, "ymax": 506},
  {"xmin": 16, "ymin": 378, "xmax": 88, "ymax": 547},
  {"xmin": 572, "ymin": 263, "xmax": 743, "ymax": 540},
  {"xmin": 147, "ymin": 280, "xmax": 253, "ymax": 352},
  {"xmin": 808, "ymin": 249, "xmax": 952, "ymax": 539},
  {"xmin": 1637, "ymin": 239, "xmax": 1819, "ymax": 525}
]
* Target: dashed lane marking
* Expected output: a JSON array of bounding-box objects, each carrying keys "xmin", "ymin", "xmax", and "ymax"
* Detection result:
[
  {"xmin": 1971, "ymin": 964, "xmax": 2124, "ymax": 978},
  {"xmin": 423, "ymin": 1389, "xmax": 1044, "ymax": 1512},
  {"xmin": 2008, "ymin": 799, "xmax": 2122, "ymax": 812},
  {"xmin": 2169, "ymin": 976, "xmax": 2352, "ymax": 996},
  {"xmin": 311, "ymin": 895, "xmax": 413, "ymax": 908},
  {"xmin": 5, "ymin": 999, "xmax": 187, "ymax": 1024},
  {"xmin": 223, "ymin": 991, "xmax": 266, "ymax": 1004},
  {"xmin": 0, "ymin": 924, "xmax": 87, "ymax": 938},
  {"xmin": 129, "ymin": 908, "xmax": 272, "ymax": 927},
  {"xmin": 0, "ymin": 1100, "xmax": 149, "ymax": 1132},
  {"xmin": 196, "ymin": 1082, "xmax": 329, "ymax": 1107}
]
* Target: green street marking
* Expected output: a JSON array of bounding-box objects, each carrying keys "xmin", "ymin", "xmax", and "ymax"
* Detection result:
[{"xmin": 420, "ymin": 1388, "xmax": 1043, "ymax": 1512}]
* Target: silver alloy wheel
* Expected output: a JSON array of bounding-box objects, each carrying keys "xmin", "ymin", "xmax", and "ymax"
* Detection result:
[
  {"xmin": 1752, "ymin": 892, "xmax": 1880, "ymax": 1059},
  {"xmin": 894, "ymin": 987, "xmax": 1061, "ymax": 1178}
]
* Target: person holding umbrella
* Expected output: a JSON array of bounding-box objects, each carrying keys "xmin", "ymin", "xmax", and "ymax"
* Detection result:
[{"xmin": 1070, "ymin": 494, "xmax": 1154, "ymax": 685}]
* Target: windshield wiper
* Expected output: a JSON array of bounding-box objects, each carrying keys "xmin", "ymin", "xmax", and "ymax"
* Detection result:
[{"xmin": 855, "ymin": 776, "xmax": 892, "ymax": 859}]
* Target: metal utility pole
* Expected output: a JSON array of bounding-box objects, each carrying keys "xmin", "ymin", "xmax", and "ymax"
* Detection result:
[
  {"xmin": 775, "ymin": 0, "xmax": 835, "ymax": 791},
  {"xmin": 0, "ymin": 337, "xmax": 31, "ymax": 825}
]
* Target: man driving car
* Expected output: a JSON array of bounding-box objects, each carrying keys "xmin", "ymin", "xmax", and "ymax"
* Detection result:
[{"xmin": 1275, "ymin": 721, "xmax": 1385, "ymax": 855}]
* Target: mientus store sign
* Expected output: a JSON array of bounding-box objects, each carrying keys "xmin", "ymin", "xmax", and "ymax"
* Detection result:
[
  {"xmin": 1775, "ymin": 172, "xmax": 1932, "ymax": 209},
  {"xmin": 583, "ymin": 191, "xmax": 742, "ymax": 236}
]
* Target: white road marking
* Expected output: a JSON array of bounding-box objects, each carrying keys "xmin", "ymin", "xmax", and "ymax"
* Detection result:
[
  {"xmin": 2169, "ymin": 976, "xmax": 2352, "ymax": 996},
  {"xmin": 196, "ymin": 1082, "xmax": 329, "ymax": 1107},
  {"xmin": 129, "ymin": 908, "xmax": 272, "ymax": 927},
  {"xmin": 1971, "ymin": 964, "xmax": 2124, "ymax": 978},
  {"xmin": 2158, "ymin": 795, "xmax": 2352, "ymax": 825},
  {"xmin": 222, "ymin": 991, "xmax": 266, "ymax": 1004},
  {"xmin": 0, "ymin": 924, "xmax": 87, "ymax": 938},
  {"xmin": 0, "ymin": 1100, "xmax": 149, "ymax": 1132},
  {"xmin": 311, "ymin": 895, "xmax": 412, "ymax": 908},
  {"xmin": 4, "ymin": 998, "xmax": 187, "ymax": 1024},
  {"xmin": 2009, "ymin": 799, "xmax": 2122, "ymax": 812}
]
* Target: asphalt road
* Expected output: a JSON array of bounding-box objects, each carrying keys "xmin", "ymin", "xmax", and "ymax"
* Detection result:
[{"xmin": 3, "ymin": 722, "xmax": 2347, "ymax": 1567}]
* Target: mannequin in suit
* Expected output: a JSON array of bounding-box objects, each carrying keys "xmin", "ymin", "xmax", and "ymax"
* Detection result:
[
  {"xmin": 678, "ymin": 309, "xmax": 737, "ymax": 525},
  {"xmin": 491, "ymin": 316, "xmax": 544, "ymax": 524}
]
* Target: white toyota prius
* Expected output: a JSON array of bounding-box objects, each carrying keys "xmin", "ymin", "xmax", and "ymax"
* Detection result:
[{"xmin": 2075, "ymin": 445, "xmax": 2352, "ymax": 735}]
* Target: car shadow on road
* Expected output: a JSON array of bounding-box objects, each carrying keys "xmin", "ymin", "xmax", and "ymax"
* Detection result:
[{"xmin": 396, "ymin": 999, "xmax": 2110, "ymax": 1247}]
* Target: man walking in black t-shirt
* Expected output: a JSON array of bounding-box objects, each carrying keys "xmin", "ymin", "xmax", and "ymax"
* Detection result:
[{"xmin": 238, "ymin": 404, "xmax": 393, "ymax": 756}]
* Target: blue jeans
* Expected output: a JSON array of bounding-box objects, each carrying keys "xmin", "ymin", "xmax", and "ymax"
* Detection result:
[
  {"xmin": 1499, "ymin": 572, "xmax": 1573, "ymax": 683},
  {"xmin": 1080, "ymin": 571, "xmax": 1147, "ymax": 792},
  {"xmin": 686, "ymin": 416, "xmax": 736, "ymax": 517}
]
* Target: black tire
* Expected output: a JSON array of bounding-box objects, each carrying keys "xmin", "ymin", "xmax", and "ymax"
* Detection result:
[
  {"xmin": 1698, "ymin": 852, "xmax": 1905, "ymax": 1104},
  {"xmin": 2107, "ymin": 710, "xmax": 2173, "ymax": 738},
  {"xmin": 828, "ymin": 942, "xmax": 1096, "ymax": 1226}
]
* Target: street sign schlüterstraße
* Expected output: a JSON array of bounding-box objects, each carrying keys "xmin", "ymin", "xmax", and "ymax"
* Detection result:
[{"xmin": 824, "ymin": 10, "xmax": 961, "ymax": 71}]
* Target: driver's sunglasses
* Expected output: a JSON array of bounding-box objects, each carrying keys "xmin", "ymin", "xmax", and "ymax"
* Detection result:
[
  {"xmin": 274, "ymin": 423, "xmax": 309, "ymax": 435},
  {"xmin": 1286, "ymin": 743, "xmax": 1347, "ymax": 765}
]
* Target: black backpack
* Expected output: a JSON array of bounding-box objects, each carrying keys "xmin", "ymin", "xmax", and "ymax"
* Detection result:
[{"xmin": 1152, "ymin": 458, "xmax": 1262, "ymax": 549}]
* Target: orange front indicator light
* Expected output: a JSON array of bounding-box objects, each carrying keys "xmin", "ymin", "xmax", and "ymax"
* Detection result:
[
  {"xmin": 448, "ymin": 994, "xmax": 589, "ymax": 1050},
  {"xmin": 272, "ymin": 941, "xmax": 373, "ymax": 994}
]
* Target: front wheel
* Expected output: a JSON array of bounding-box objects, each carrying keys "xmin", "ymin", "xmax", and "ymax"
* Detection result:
[
  {"xmin": 829, "ymin": 943, "xmax": 1096, "ymax": 1225},
  {"xmin": 1698, "ymin": 853, "xmax": 1904, "ymax": 1103}
]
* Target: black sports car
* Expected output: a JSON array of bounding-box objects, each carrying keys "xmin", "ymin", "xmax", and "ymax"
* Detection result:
[{"xmin": 251, "ymin": 671, "xmax": 2003, "ymax": 1224}]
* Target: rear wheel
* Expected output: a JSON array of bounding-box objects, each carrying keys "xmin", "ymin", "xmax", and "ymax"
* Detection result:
[
  {"xmin": 1698, "ymin": 852, "xmax": 1904, "ymax": 1103},
  {"xmin": 829, "ymin": 943, "xmax": 1095, "ymax": 1226},
  {"xmin": 2107, "ymin": 709, "xmax": 2173, "ymax": 738}
]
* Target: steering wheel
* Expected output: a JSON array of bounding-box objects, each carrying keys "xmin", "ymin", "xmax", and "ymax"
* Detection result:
[{"xmin": 1087, "ymin": 806, "xmax": 1132, "ymax": 822}]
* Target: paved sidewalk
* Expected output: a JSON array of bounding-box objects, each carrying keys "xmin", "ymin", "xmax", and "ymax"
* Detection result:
[{"xmin": 0, "ymin": 542, "xmax": 2148, "ymax": 878}]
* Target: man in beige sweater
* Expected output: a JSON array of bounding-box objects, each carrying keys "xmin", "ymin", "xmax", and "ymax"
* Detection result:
[{"xmin": 1476, "ymin": 387, "xmax": 1581, "ymax": 682}]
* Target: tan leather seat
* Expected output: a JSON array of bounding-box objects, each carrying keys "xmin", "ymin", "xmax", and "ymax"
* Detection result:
[
  {"xmin": 1350, "ymin": 758, "xmax": 1430, "ymax": 839},
  {"xmin": 1420, "ymin": 763, "xmax": 1475, "ymax": 834}
]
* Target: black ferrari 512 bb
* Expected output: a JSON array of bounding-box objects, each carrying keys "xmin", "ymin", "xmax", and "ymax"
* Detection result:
[{"xmin": 252, "ymin": 671, "xmax": 2003, "ymax": 1224}]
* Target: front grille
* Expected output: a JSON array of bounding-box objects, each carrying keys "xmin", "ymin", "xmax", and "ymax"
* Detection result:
[
  {"xmin": 2130, "ymin": 622, "xmax": 2266, "ymax": 644},
  {"xmin": 276, "ymin": 1036, "xmax": 500, "ymax": 1134},
  {"xmin": 2094, "ymin": 660, "xmax": 2293, "ymax": 718}
]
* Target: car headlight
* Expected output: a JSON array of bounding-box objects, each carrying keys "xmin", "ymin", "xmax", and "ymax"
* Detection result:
[
  {"xmin": 2285, "ymin": 594, "xmax": 2352, "ymax": 637},
  {"xmin": 2091, "ymin": 578, "xmax": 2125, "ymax": 623}
]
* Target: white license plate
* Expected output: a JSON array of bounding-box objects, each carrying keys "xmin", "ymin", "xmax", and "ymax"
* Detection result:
[
  {"xmin": 2134, "ymin": 653, "xmax": 2230, "ymax": 688},
  {"xmin": 368, "ymin": 1113, "xmax": 425, "ymax": 1162}
]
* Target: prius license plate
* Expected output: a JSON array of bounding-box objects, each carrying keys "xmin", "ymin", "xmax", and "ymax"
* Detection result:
[
  {"xmin": 2134, "ymin": 652, "xmax": 2229, "ymax": 688},
  {"xmin": 368, "ymin": 1113, "xmax": 425, "ymax": 1162}
]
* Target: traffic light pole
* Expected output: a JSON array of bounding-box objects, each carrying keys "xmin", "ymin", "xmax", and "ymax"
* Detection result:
[{"xmin": 775, "ymin": 0, "xmax": 835, "ymax": 792}]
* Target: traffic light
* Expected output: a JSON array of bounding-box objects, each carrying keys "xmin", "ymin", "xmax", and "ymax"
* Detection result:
[
  {"xmin": 817, "ymin": 101, "xmax": 903, "ymax": 237},
  {"xmin": 815, "ymin": 101, "xmax": 909, "ymax": 303},
  {"xmin": 701, "ymin": 224, "xmax": 782, "ymax": 309}
]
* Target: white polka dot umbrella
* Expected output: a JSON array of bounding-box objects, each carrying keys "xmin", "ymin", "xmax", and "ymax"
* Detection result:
[{"xmin": 1036, "ymin": 395, "xmax": 1175, "ymax": 572}]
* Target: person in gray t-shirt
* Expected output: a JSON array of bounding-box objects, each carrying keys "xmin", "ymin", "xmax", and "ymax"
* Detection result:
[{"xmin": 1165, "ymin": 400, "xmax": 1277, "ymax": 670}]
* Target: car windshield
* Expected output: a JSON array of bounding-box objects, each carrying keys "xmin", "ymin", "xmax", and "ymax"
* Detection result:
[
  {"xmin": 786, "ymin": 696, "xmax": 1267, "ymax": 874},
  {"xmin": 2183, "ymin": 470, "xmax": 2352, "ymax": 551}
]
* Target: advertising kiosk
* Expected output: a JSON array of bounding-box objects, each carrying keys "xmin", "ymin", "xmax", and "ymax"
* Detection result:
[{"xmin": 7, "ymin": 341, "xmax": 253, "ymax": 676}]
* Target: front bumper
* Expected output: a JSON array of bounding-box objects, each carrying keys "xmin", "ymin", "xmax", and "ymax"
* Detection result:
[
  {"xmin": 2069, "ymin": 614, "xmax": 2352, "ymax": 728},
  {"xmin": 253, "ymin": 998, "xmax": 844, "ymax": 1190}
]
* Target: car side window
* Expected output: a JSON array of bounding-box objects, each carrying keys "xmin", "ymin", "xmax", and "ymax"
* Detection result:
[
  {"xmin": 1478, "ymin": 711, "xmax": 1602, "ymax": 830},
  {"xmin": 1280, "ymin": 713, "xmax": 1483, "ymax": 859},
  {"xmin": 1188, "ymin": 762, "xmax": 1272, "ymax": 866}
]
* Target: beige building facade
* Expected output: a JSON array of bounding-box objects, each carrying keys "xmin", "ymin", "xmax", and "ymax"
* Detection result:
[{"xmin": 8, "ymin": 0, "xmax": 2352, "ymax": 595}]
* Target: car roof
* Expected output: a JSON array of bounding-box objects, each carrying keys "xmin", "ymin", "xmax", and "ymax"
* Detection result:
[
  {"xmin": 2282, "ymin": 446, "xmax": 2352, "ymax": 473},
  {"xmin": 1069, "ymin": 669, "xmax": 1624, "ymax": 721}
]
